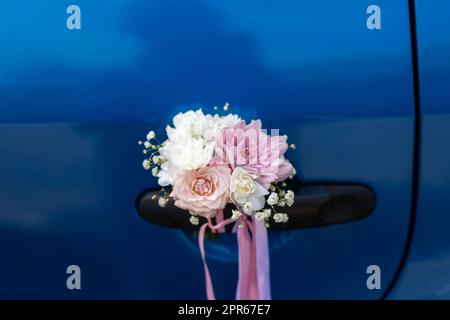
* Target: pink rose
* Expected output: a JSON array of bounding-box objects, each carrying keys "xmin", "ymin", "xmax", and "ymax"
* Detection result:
[
  {"xmin": 170, "ymin": 166, "xmax": 231, "ymax": 218},
  {"xmin": 211, "ymin": 120, "xmax": 294, "ymax": 189}
]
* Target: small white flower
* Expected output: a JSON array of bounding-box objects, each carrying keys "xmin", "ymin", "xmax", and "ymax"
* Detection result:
[
  {"xmin": 277, "ymin": 199, "xmax": 286, "ymax": 207},
  {"xmin": 255, "ymin": 209, "xmax": 271, "ymax": 221},
  {"xmin": 189, "ymin": 215, "xmax": 199, "ymax": 225},
  {"xmin": 146, "ymin": 130, "xmax": 156, "ymax": 140},
  {"xmin": 285, "ymin": 190, "xmax": 294, "ymax": 200},
  {"xmin": 290, "ymin": 167, "xmax": 297, "ymax": 179},
  {"xmin": 158, "ymin": 197, "xmax": 169, "ymax": 208},
  {"xmin": 273, "ymin": 213, "xmax": 289, "ymax": 223},
  {"xmin": 262, "ymin": 208, "xmax": 271, "ymax": 219},
  {"xmin": 255, "ymin": 211, "xmax": 265, "ymax": 221},
  {"xmin": 231, "ymin": 210, "xmax": 242, "ymax": 220},
  {"xmin": 152, "ymin": 155, "xmax": 161, "ymax": 164},
  {"xmin": 152, "ymin": 167, "xmax": 159, "ymax": 177},
  {"xmin": 267, "ymin": 192, "xmax": 278, "ymax": 206},
  {"xmin": 144, "ymin": 141, "xmax": 151, "ymax": 149},
  {"xmin": 243, "ymin": 202, "xmax": 253, "ymax": 215},
  {"xmin": 278, "ymin": 190, "xmax": 286, "ymax": 197},
  {"xmin": 142, "ymin": 159, "xmax": 151, "ymax": 170},
  {"xmin": 285, "ymin": 190, "xmax": 295, "ymax": 207},
  {"xmin": 286, "ymin": 198, "xmax": 294, "ymax": 207}
]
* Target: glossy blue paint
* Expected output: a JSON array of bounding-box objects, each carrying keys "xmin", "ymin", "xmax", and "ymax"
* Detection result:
[
  {"xmin": 388, "ymin": 0, "xmax": 450, "ymax": 299},
  {"xmin": 0, "ymin": 1, "xmax": 414, "ymax": 298}
]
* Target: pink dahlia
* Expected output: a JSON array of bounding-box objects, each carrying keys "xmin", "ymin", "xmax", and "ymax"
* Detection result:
[{"xmin": 211, "ymin": 120, "xmax": 294, "ymax": 189}]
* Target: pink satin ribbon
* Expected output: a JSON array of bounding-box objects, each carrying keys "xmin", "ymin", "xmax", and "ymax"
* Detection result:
[{"xmin": 198, "ymin": 213, "xmax": 271, "ymax": 300}]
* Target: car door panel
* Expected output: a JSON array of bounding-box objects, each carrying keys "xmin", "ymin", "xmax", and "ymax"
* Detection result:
[{"xmin": 0, "ymin": 0, "xmax": 414, "ymax": 299}]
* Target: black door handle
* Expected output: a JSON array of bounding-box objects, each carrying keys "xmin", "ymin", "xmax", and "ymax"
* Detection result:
[{"xmin": 136, "ymin": 184, "xmax": 376, "ymax": 231}]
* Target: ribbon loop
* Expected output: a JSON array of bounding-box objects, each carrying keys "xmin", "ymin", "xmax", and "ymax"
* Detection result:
[{"xmin": 198, "ymin": 212, "xmax": 271, "ymax": 300}]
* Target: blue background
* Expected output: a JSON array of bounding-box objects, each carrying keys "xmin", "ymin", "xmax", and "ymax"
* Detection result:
[{"xmin": 0, "ymin": 0, "xmax": 447, "ymax": 299}]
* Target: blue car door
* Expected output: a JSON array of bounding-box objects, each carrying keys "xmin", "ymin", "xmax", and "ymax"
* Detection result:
[{"xmin": 0, "ymin": 0, "xmax": 414, "ymax": 299}]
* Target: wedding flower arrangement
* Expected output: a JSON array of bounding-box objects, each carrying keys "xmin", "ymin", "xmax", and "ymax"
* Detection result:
[{"xmin": 139, "ymin": 104, "xmax": 296, "ymax": 300}]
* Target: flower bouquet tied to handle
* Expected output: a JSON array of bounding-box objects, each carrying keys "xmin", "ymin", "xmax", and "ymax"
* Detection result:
[{"xmin": 139, "ymin": 104, "xmax": 297, "ymax": 300}]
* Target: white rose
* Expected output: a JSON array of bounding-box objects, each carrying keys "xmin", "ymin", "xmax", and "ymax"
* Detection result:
[{"xmin": 230, "ymin": 167, "xmax": 269, "ymax": 212}]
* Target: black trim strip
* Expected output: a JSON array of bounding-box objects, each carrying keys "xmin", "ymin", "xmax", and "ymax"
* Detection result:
[{"xmin": 381, "ymin": 0, "xmax": 421, "ymax": 299}]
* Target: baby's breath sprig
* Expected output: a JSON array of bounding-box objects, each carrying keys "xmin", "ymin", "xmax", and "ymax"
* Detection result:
[
  {"xmin": 139, "ymin": 130, "xmax": 171, "ymax": 207},
  {"xmin": 213, "ymin": 102, "xmax": 231, "ymax": 114},
  {"xmin": 139, "ymin": 130, "xmax": 166, "ymax": 172},
  {"xmin": 263, "ymin": 180, "xmax": 296, "ymax": 225},
  {"xmin": 150, "ymin": 187, "xmax": 172, "ymax": 208}
]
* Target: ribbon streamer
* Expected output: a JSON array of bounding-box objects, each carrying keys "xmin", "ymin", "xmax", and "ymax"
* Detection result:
[{"xmin": 198, "ymin": 213, "xmax": 271, "ymax": 300}]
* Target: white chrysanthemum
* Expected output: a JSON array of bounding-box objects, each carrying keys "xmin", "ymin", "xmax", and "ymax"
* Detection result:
[
  {"xmin": 166, "ymin": 109, "xmax": 212, "ymax": 141},
  {"xmin": 267, "ymin": 192, "xmax": 278, "ymax": 206},
  {"xmin": 273, "ymin": 213, "xmax": 289, "ymax": 223},
  {"xmin": 157, "ymin": 109, "xmax": 233, "ymax": 186},
  {"xmin": 203, "ymin": 113, "xmax": 241, "ymax": 141},
  {"xmin": 157, "ymin": 137, "xmax": 214, "ymax": 186}
]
